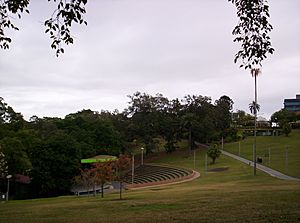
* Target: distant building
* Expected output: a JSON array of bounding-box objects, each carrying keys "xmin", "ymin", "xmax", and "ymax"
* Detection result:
[
  {"xmin": 257, "ymin": 116, "xmax": 270, "ymax": 128},
  {"xmin": 284, "ymin": 94, "xmax": 300, "ymax": 112}
]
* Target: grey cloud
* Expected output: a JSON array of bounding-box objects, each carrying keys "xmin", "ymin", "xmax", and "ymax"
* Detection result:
[{"xmin": 0, "ymin": 0, "xmax": 299, "ymax": 120}]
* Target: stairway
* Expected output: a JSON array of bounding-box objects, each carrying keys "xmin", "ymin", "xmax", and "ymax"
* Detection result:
[{"xmin": 124, "ymin": 164, "xmax": 194, "ymax": 187}]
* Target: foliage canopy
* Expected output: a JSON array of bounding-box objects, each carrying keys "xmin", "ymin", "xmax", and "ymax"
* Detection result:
[
  {"xmin": 229, "ymin": 0, "xmax": 274, "ymax": 69},
  {"xmin": 0, "ymin": 93, "xmax": 236, "ymax": 198}
]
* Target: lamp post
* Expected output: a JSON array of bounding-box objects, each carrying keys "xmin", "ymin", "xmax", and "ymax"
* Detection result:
[
  {"xmin": 141, "ymin": 147, "xmax": 144, "ymax": 165},
  {"xmin": 193, "ymin": 150, "xmax": 196, "ymax": 169},
  {"xmin": 131, "ymin": 154, "xmax": 135, "ymax": 184},
  {"xmin": 205, "ymin": 153, "xmax": 208, "ymax": 174},
  {"xmin": 6, "ymin": 175, "xmax": 12, "ymax": 202}
]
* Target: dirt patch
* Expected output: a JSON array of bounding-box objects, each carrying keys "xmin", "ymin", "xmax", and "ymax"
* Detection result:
[{"xmin": 207, "ymin": 167, "xmax": 229, "ymax": 172}]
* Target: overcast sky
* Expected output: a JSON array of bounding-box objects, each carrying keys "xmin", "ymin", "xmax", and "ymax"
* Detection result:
[{"xmin": 1, "ymin": 0, "xmax": 299, "ymax": 120}]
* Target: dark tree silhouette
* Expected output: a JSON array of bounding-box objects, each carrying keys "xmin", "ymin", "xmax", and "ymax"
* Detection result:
[
  {"xmin": 249, "ymin": 101, "xmax": 260, "ymax": 116},
  {"xmin": 0, "ymin": 0, "xmax": 87, "ymax": 56},
  {"xmin": 230, "ymin": 0, "xmax": 274, "ymax": 176},
  {"xmin": 2, "ymin": 1, "xmax": 274, "ymax": 58},
  {"xmin": 229, "ymin": 0, "xmax": 274, "ymax": 69}
]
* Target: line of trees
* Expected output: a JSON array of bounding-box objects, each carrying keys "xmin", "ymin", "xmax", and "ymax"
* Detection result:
[
  {"xmin": 0, "ymin": 93, "xmax": 235, "ymax": 198},
  {"xmin": 270, "ymin": 108, "xmax": 300, "ymax": 136},
  {"xmin": 1, "ymin": 93, "xmax": 299, "ymax": 198}
]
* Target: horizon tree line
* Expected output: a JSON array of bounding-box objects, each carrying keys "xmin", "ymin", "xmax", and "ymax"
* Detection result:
[{"xmin": 0, "ymin": 93, "xmax": 298, "ymax": 198}]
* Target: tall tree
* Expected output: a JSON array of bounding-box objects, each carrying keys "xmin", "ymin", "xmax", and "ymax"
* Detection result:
[
  {"xmin": 126, "ymin": 92, "xmax": 169, "ymax": 154},
  {"xmin": 181, "ymin": 95, "xmax": 216, "ymax": 145},
  {"xmin": 249, "ymin": 101, "xmax": 260, "ymax": 116},
  {"xmin": 74, "ymin": 168, "xmax": 94, "ymax": 196},
  {"xmin": 271, "ymin": 109, "xmax": 298, "ymax": 126},
  {"xmin": 233, "ymin": 110, "xmax": 254, "ymax": 127},
  {"xmin": 215, "ymin": 95, "xmax": 234, "ymax": 137},
  {"xmin": 160, "ymin": 112, "xmax": 181, "ymax": 153},
  {"xmin": 0, "ymin": 97, "xmax": 24, "ymax": 131},
  {"xmin": 230, "ymin": 0, "xmax": 274, "ymax": 176},
  {"xmin": 92, "ymin": 162, "xmax": 114, "ymax": 198},
  {"xmin": 29, "ymin": 133, "xmax": 80, "ymax": 197},
  {"xmin": 0, "ymin": 137, "xmax": 32, "ymax": 175},
  {"xmin": 181, "ymin": 113, "xmax": 197, "ymax": 154},
  {"xmin": 250, "ymin": 68, "xmax": 261, "ymax": 176},
  {"xmin": 229, "ymin": 0, "xmax": 274, "ymax": 69},
  {"xmin": 282, "ymin": 123, "xmax": 292, "ymax": 137}
]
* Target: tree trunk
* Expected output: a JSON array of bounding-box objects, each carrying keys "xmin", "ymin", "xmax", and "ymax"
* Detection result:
[
  {"xmin": 221, "ymin": 136, "xmax": 224, "ymax": 150},
  {"xmin": 132, "ymin": 155, "xmax": 135, "ymax": 184},
  {"xmin": 254, "ymin": 74, "xmax": 257, "ymax": 176},
  {"xmin": 119, "ymin": 181, "xmax": 122, "ymax": 200},
  {"xmin": 93, "ymin": 183, "xmax": 96, "ymax": 197},
  {"xmin": 101, "ymin": 183, "xmax": 104, "ymax": 198}
]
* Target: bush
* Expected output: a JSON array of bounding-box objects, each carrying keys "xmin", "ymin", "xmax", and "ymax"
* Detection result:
[
  {"xmin": 282, "ymin": 123, "xmax": 292, "ymax": 137},
  {"xmin": 207, "ymin": 144, "xmax": 221, "ymax": 164},
  {"xmin": 164, "ymin": 140, "xmax": 177, "ymax": 153}
]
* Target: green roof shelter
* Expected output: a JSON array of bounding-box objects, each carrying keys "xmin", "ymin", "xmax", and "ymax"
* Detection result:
[{"xmin": 81, "ymin": 155, "xmax": 117, "ymax": 164}]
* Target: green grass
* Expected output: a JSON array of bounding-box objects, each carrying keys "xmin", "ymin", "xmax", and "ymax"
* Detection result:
[
  {"xmin": 224, "ymin": 129, "xmax": 300, "ymax": 178},
  {"xmin": 1, "ymin": 149, "xmax": 300, "ymax": 223}
]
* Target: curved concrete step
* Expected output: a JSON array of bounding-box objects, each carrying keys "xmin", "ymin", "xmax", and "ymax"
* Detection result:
[{"xmin": 124, "ymin": 164, "xmax": 195, "ymax": 186}]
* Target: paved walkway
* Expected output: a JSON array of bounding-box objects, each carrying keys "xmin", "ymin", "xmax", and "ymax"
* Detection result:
[{"xmin": 221, "ymin": 150, "xmax": 300, "ymax": 181}]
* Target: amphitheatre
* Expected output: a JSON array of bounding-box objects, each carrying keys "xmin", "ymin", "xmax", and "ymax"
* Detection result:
[
  {"xmin": 2, "ymin": 130, "xmax": 299, "ymax": 223},
  {"xmin": 0, "ymin": 1, "xmax": 299, "ymax": 222}
]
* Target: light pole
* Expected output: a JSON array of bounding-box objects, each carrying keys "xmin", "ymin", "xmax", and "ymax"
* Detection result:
[
  {"xmin": 193, "ymin": 150, "xmax": 196, "ymax": 169},
  {"xmin": 205, "ymin": 153, "xmax": 208, "ymax": 174},
  {"xmin": 6, "ymin": 175, "xmax": 12, "ymax": 202},
  {"xmin": 141, "ymin": 147, "xmax": 144, "ymax": 165},
  {"xmin": 268, "ymin": 147, "xmax": 271, "ymax": 165},
  {"xmin": 131, "ymin": 154, "xmax": 135, "ymax": 184},
  {"xmin": 285, "ymin": 146, "xmax": 288, "ymax": 172}
]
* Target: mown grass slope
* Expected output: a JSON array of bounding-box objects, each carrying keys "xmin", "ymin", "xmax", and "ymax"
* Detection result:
[
  {"xmin": 1, "ymin": 148, "xmax": 300, "ymax": 223},
  {"xmin": 224, "ymin": 129, "xmax": 300, "ymax": 178}
]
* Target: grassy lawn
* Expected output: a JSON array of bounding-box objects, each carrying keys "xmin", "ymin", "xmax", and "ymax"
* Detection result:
[
  {"xmin": 1, "ymin": 149, "xmax": 300, "ymax": 223},
  {"xmin": 223, "ymin": 129, "xmax": 300, "ymax": 178}
]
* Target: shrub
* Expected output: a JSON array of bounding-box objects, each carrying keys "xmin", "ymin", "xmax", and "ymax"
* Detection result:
[{"xmin": 207, "ymin": 144, "xmax": 221, "ymax": 164}]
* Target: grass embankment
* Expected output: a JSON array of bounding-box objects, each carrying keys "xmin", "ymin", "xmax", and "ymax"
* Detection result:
[
  {"xmin": 224, "ymin": 129, "xmax": 300, "ymax": 178},
  {"xmin": 1, "ymin": 147, "xmax": 300, "ymax": 223}
]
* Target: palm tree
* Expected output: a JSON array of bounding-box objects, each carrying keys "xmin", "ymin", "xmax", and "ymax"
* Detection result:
[
  {"xmin": 251, "ymin": 68, "xmax": 261, "ymax": 176},
  {"xmin": 249, "ymin": 101, "xmax": 260, "ymax": 116}
]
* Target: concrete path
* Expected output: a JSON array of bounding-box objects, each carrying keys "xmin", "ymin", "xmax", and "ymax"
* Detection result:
[{"xmin": 221, "ymin": 150, "xmax": 300, "ymax": 181}]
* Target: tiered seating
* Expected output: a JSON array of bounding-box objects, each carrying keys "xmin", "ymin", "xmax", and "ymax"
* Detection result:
[{"xmin": 124, "ymin": 164, "xmax": 193, "ymax": 185}]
